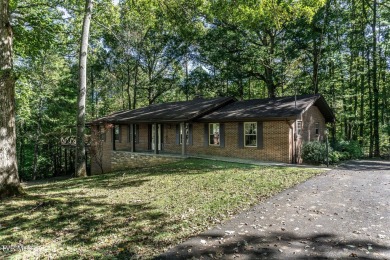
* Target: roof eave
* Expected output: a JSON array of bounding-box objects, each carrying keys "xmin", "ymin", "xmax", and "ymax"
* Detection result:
[
  {"xmin": 196, "ymin": 116, "xmax": 297, "ymax": 123},
  {"xmin": 314, "ymin": 95, "xmax": 336, "ymax": 123}
]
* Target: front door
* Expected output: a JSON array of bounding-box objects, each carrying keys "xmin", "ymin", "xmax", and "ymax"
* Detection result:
[{"xmin": 151, "ymin": 124, "xmax": 162, "ymax": 151}]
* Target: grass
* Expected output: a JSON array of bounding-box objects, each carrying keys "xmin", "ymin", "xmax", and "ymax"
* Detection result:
[{"xmin": 0, "ymin": 159, "xmax": 322, "ymax": 259}]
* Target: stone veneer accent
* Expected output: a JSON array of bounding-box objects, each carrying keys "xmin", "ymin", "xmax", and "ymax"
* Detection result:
[{"xmin": 110, "ymin": 151, "xmax": 183, "ymax": 172}]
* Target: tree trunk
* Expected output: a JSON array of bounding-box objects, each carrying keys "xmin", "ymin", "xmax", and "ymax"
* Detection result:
[
  {"xmin": 90, "ymin": 66, "xmax": 95, "ymax": 118},
  {"xmin": 367, "ymin": 47, "xmax": 373, "ymax": 158},
  {"xmin": 264, "ymin": 33, "xmax": 276, "ymax": 98},
  {"xmin": 76, "ymin": 0, "xmax": 93, "ymax": 177},
  {"xmin": 32, "ymin": 136, "xmax": 39, "ymax": 180},
  {"xmin": 312, "ymin": 46, "xmax": 319, "ymax": 94},
  {"xmin": 359, "ymin": 53, "xmax": 365, "ymax": 145},
  {"xmin": 372, "ymin": 0, "xmax": 380, "ymax": 157},
  {"xmin": 0, "ymin": 0, "xmax": 22, "ymax": 198},
  {"xmin": 311, "ymin": 0, "xmax": 329, "ymax": 94},
  {"xmin": 133, "ymin": 56, "xmax": 139, "ymax": 110},
  {"xmin": 126, "ymin": 62, "xmax": 132, "ymax": 109},
  {"xmin": 185, "ymin": 55, "xmax": 189, "ymax": 101}
]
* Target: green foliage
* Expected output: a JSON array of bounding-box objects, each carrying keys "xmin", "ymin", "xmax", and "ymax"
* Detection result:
[
  {"xmin": 334, "ymin": 140, "xmax": 363, "ymax": 159},
  {"xmin": 206, "ymin": 0, "xmax": 325, "ymax": 29},
  {"xmin": 328, "ymin": 150, "xmax": 347, "ymax": 164},
  {"xmin": 302, "ymin": 140, "xmax": 363, "ymax": 165},
  {"xmin": 301, "ymin": 141, "xmax": 331, "ymax": 165},
  {"xmin": 8, "ymin": 0, "xmax": 390, "ymax": 178}
]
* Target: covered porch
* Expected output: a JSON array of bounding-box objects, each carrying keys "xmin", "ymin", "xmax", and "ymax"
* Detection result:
[{"xmin": 111, "ymin": 122, "xmax": 191, "ymax": 157}]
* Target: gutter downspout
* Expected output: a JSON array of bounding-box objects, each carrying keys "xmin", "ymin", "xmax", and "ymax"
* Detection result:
[{"xmin": 112, "ymin": 125, "xmax": 116, "ymax": 151}]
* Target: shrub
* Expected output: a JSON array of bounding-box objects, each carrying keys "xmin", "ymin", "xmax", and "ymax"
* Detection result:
[
  {"xmin": 302, "ymin": 140, "xmax": 363, "ymax": 165},
  {"xmin": 329, "ymin": 150, "xmax": 349, "ymax": 163},
  {"xmin": 334, "ymin": 140, "xmax": 363, "ymax": 159},
  {"xmin": 381, "ymin": 144, "xmax": 390, "ymax": 159},
  {"xmin": 301, "ymin": 141, "xmax": 331, "ymax": 165}
]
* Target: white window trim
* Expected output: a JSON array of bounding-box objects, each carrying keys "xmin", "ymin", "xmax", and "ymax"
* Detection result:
[
  {"xmin": 209, "ymin": 123, "xmax": 220, "ymax": 146},
  {"xmin": 244, "ymin": 122, "xmax": 257, "ymax": 147}
]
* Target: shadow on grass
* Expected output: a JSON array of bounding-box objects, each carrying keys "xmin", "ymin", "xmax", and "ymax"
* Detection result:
[
  {"xmin": 24, "ymin": 159, "xmax": 257, "ymax": 193},
  {"xmin": 157, "ymin": 231, "xmax": 390, "ymax": 259},
  {"xmin": 0, "ymin": 192, "xmax": 175, "ymax": 258},
  {"xmin": 0, "ymin": 159, "xmax": 260, "ymax": 258}
]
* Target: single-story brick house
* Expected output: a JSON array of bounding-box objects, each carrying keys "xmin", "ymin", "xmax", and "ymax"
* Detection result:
[{"xmin": 88, "ymin": 94, "xmax": 335, "ymax": 174}]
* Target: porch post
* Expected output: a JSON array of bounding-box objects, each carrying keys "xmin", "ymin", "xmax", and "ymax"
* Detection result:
[
  {"xmin": 130, "ymin": 124, "xmax": 135, "ymax": 152},
  {"xmin": 153, "ymin": 123, "xmax": 158, "ymax": 154},
  {"xmin": 112, "ymin": 124, "xmax": 116, "ymax": 151},
  {"xmin": 181, "ymin": 122, "xmax": 186, "ymax": 156}
]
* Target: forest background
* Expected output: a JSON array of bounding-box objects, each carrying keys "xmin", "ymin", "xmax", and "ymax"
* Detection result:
[{"xmin": 8, "ymin": 0, "xmax": 390, "ymax": 180}]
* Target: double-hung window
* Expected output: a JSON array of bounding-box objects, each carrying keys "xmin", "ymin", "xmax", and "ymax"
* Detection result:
[
  {"xmin": 209, "ymin": 123, "xmax": 220, "ymax": 145},
  {"xmin": 315, "ymin": 122, "xmax": 319, "ymax": 135},
  {"xmin": 244, "ymin": 122, "xmax": 257, "ymax": 147},
  {"xmin": 128, "ymin": 124, "xmax": 139, "ymax": 143},
  {"xmin": 114, "ymin": 125, "xmax": 120, "ymax": 141}
]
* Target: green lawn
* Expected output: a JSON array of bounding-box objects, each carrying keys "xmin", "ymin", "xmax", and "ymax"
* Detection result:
[{"xmin": 0, "ymin": 159, "xmax": 321, "ymax": 259}]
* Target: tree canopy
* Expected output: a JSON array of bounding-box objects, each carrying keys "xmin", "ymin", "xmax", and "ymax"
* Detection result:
[{"xmin": 0, "ymin": 0, "xmax": 388, "ymax": 182}]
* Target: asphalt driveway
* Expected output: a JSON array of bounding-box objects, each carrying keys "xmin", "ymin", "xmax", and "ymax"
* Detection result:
[{"xmin": 158, "ymin": 160, "xmax": 390, "ymax": 259}]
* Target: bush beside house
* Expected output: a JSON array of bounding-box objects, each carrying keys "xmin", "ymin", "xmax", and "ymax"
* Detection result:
[{"xmin": 302, "ymin": 140, "xmax": 363, "ymax": 165}]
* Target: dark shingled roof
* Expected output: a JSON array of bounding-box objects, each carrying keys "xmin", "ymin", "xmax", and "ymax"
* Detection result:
[
  {"xmin": 89, "ymin": 97, "xmax": 235, "ymax": 124},
  {"xmin": 198, "ymin": 94, "xmax": 335, "ymax": 123},
  {"xmin": 88, "ymin": 94, "xmax": 335, "ymax": 125}
]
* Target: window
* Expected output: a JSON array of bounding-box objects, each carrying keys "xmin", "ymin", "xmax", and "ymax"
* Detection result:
[
  {"xmin": 114, "ymin": 125, "xmax": 120, "ymax": 141},
  {"xmin": 99, "ymin": 125, "xmax": 106, "ymax": 141},
  {"xmin": 315, "ymin": 122, "xmax": 319, "ymax": 135},
  {"xmin": 128, "ymin": 124, "xmax": 139, "ymax": 143},
  {"xmin": 180, "ymin": 123, "xmax": 189, "ymax": 144},
  {"xmin": 209, "ymin": 123, "xmax": 220, "ymax": 145},
  {"xmin": 297, "ymin": 121, "xmax": 302, "ymax": 135},
  {"xmin": 244, "ymin": 122, "xmax": 257, "ymax": 147}
]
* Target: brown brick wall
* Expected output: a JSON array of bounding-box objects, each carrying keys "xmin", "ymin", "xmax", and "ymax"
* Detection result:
[
  {"xmin": 298, "ymin": 105, "xmax": 326, "ymax": 142},
  {"xmin": 90, "ymin": 125, "xmax": 113, "ymax": 174},
  {"xmin": 162, "ymin": 121, "xmax": 292, "ymax": 163},
  {"xmin": 295, "ymin": 105, "xmax": 327, "ymax": 163},
  {"xmin": 91, "ymin": 123, "xmax": 178, "ymax": 174},
  {"xmin": 162, "ymin": 124, "xmax": 179, "ymax": 153},
  {"xmin": 90, "ymin": 106, "xmax": 327, "ymax": 173}
]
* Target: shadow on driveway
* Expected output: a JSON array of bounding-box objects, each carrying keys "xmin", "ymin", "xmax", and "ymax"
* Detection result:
[
  {"xmin": 157, "ymin": 160, "xmax": 390, "ymax": 259},
  {"xmin": 157, "ymin": 231, "xmax": 389, "ymax": 259},
  {"xmin": 338, "ymin": 159, "xmax": 390, "ymax": 171}
]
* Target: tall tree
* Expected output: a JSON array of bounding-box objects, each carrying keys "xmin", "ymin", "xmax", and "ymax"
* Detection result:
[
  {"xmin": 0, "ymin": 0, "xmax": 22, "ymax": 197},
  {"xmin": 76, "ymin": 0, "xmax": 93, "ymax": 177},
  {"xmin": 372, "ymin": 0, "xmax": 380, "ymax": 156},
  {"xmin": 196, "ymin": 0, "xmax": 326, "ymax": 98}
]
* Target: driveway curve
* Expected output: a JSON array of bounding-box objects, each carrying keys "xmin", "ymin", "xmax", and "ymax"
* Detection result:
[{"xmin": 157, "ymin": 160, "xmax": 390, "ymax": 259}]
